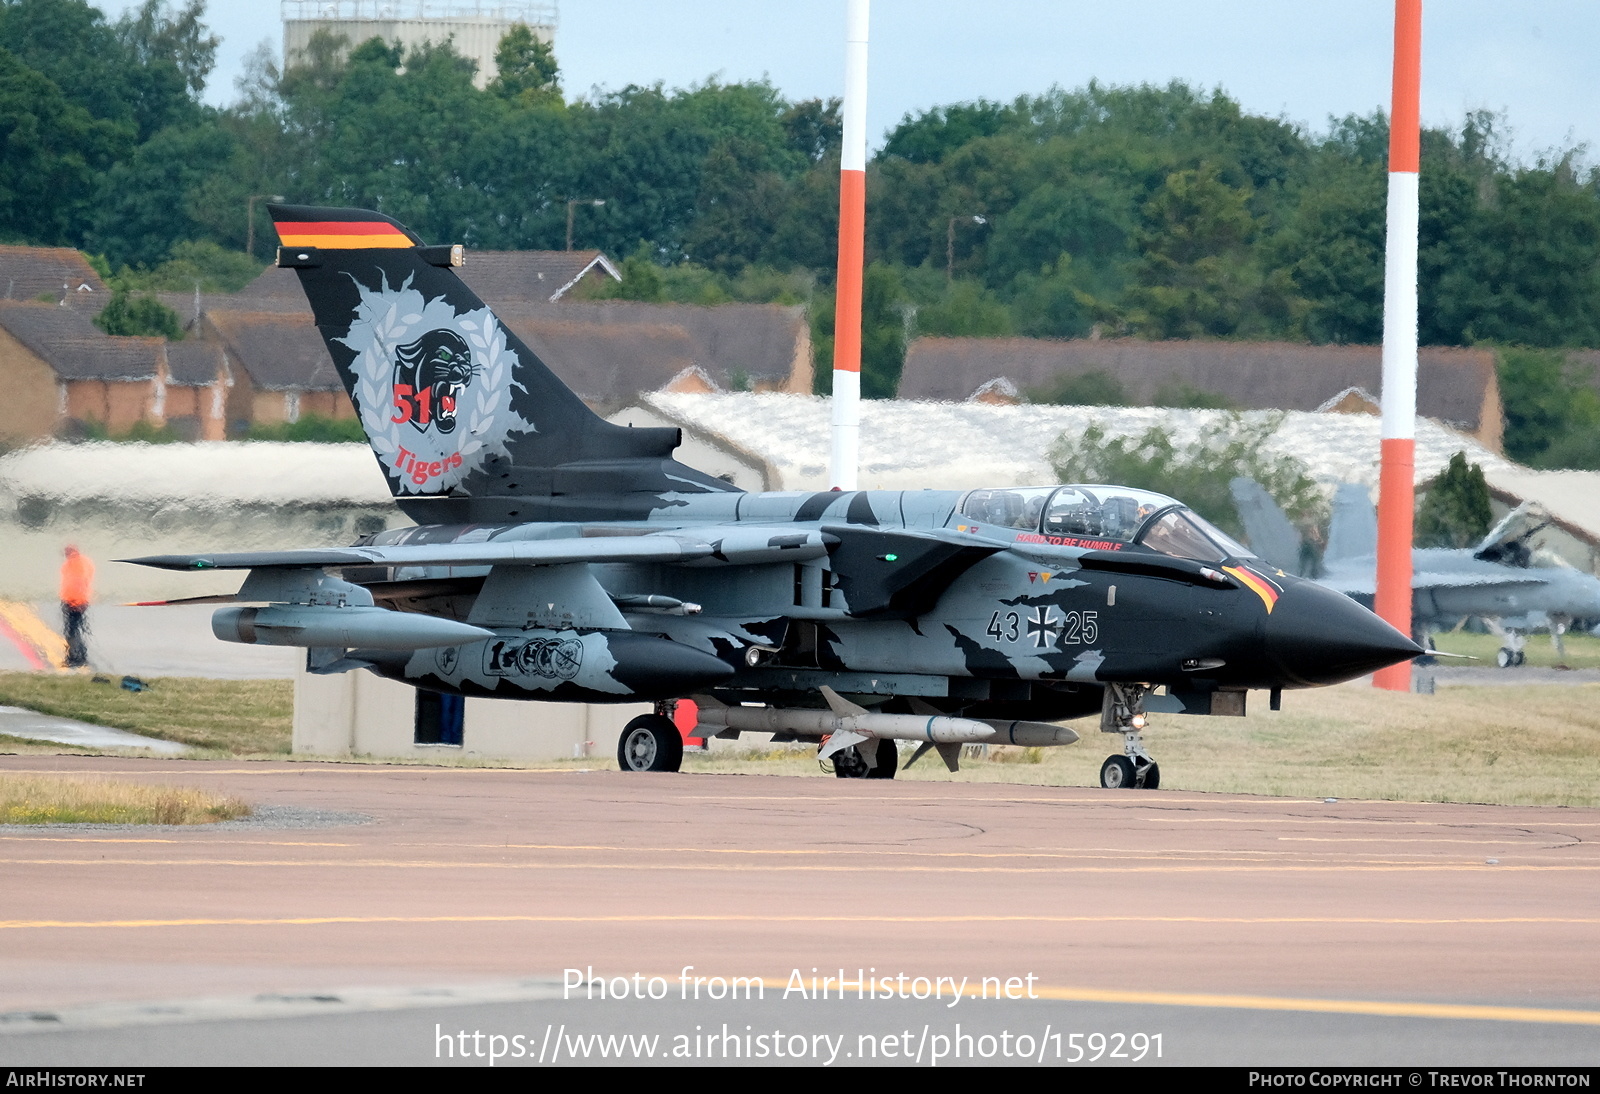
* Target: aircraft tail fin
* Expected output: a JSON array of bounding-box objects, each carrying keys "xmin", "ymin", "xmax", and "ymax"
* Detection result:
[
  {"xmin": 1323, "ymin": 482, "xmax": 1379, "ymax": 566},
  {"xmin": 269, "ymin": 204, "xmax": 736, "ymax": 521},
  {"xmin": 1228, "ymin": 477, "xmax": 1303, "ymax": 574}
]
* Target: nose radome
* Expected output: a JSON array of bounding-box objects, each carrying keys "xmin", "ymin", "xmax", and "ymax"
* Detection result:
[{"xmin": 1265, "ymin": 579, "xmax": 1422, "ymax": 687}]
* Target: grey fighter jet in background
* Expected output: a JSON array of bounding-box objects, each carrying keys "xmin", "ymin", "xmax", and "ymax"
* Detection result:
[
  {"xmin": 127, "ymin": 206, "xmax": 1420, "ymax": 788},
  {"xmin": 1233, "ymin": 478, "xmax": 1600, "ymax": 666}
]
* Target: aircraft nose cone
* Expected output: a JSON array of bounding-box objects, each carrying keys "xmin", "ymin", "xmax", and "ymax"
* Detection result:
[{"xmin": 1265, "ymin": 580, "xmax": 1422, "ymax": 687}]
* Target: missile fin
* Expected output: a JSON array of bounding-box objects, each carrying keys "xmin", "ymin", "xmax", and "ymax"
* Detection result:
[
  {"xmin": 820, "ymin": 686, "xmax": 869, "ymax": 718},
  {"xmin": 935, "ymin": 742, "xmax": 962, "ymax": 773},
  {"xmin": 818, "ymin": 728, "xmax": 871, "ymax": 761},
  {"xmin": 904, "ymin": 741, "xmax": 935, "ymax": 769}
]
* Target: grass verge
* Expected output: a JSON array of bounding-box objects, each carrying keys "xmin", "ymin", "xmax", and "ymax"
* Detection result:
[
  {"xmin": 0, "ymin": 673, "xmax": 291, "ymax": 753},
  {"xmin": 1, "ymin": 673, "xmax": 1598, "ymax": 808},
  {"xmin": 0, "ymin": 773, "xmax": 250, "ymax": 825},
  {"xmin": 683, "ymin": 682, "xmax": 1600, "ymax": 807},
  {"xmin": 1430, "ymin": 629, "xmax": 1600, "ymax": 670}
]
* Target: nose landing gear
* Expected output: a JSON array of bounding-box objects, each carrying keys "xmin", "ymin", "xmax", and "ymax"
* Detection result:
[{"xmin": 1099, "ymin": 683, "xmax": 1160, "ymax": 790}]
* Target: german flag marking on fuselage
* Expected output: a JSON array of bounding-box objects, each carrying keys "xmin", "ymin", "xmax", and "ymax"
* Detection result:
[
  {"xmin": 273, "ymin": 221, "xmax": 414, "ymax": 249},
  {"xmin": 1223, "ymin": 565, "xmax": 1280, "ymax": 614}
]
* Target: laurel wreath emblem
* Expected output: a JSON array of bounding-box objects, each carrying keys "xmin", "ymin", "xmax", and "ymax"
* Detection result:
[{"xmin": 339, "ymin": 281, "xmax": 532, "ymax": 495}]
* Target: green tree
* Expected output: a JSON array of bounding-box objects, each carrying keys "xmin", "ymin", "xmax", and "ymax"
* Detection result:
[
  {"xmin": 488, "ymin": 25, "xmax": 558, "ymax": 105},
  {"xmin": 0, "ymin": 46, "xmax": 123, "ymax": 245},
  {"xmin": 1271, "ymin": 153, "xmax": 1385, "ymax": 343},
  {"xmin": 114, "ymin": 240, "xmax": 263, "ymax": 292},
  {"xmin": 1497, "ymin": 348, "xmax": 1600, "ymax": 468},
  {"xmin": 604, "ymin": 243, "xmax": 665, "ymax": 301},
  {"xmin": 1047, "ymin": 414, "xmax": 1323, "ymax": 538},
  {"xmin": 94, "ymin": 288, "xmax": 183, "ymax": 339},
  {"xmin": 1125, "ymin": 165, "xmax": 1265, "ymax": 338},
  {"xmin": 87, "ymin": 119, "xmax": 234, "ymax": 267},
  {"xmin": 1415, "ymin": 452, "xmax": 1492, "ymax": 548},
  {"xmin": 913, "ymin": 278, "xmax": 1012, "ymax": 338}
]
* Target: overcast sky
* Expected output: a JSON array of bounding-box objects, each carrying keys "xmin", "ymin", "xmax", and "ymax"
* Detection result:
[{"xmin": 99, "ymin": 1, "xmax": 1600, "ymax": 164}]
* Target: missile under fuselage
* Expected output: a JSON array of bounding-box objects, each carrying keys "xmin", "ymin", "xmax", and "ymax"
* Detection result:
[
  {"xmin": 212, "ymin": 605, "xmax": 493, "ymax": 650},
  {"xmin": 696, "ymin": 704, "xmax": 979, "ymax": 744}
]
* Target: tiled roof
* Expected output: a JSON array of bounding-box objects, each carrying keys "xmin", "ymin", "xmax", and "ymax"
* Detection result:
[
  {"xmin": 0, "ymin": 245, "xmax": 105, "ymax": 302},
  {"xmin": 500, "ymin": 318, "xmax": 698, "ymax": 407},
  {"xmin": 900, "ymin": 337, "xmax": 1499, "ymax": 434},
  {"xmin": 184, "ymin": 299, "xmax": 808, "ymax": 404},
  {"xmin": 163, "ymin": 340, "xmax": 225, "ymax": 386},
  {"xmin": 641, "ymin": 392, "xmax": 1514, "ymax": 495},
  {"xmin": 0, "ymin": 302, "xmax": 161, "ymax": 380},
  {"xmin": 202, "ymin": 310, "xmax": 343, "ymax": 391},
  {"xmin": 460, "ymin": 250, "xmax": 620, "ymax": 302},
  {"xmin": 495, "ymin": 300, "xmax": 807, "ymax": 392}
]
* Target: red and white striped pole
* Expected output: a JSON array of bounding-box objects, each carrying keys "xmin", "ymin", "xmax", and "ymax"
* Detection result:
[
  {"xmin": 829, "ymin": 0, "xmax": 868, "ymax": 491},
  {"xmin": 1373, "ymin": 0, "xmax": 1421, "ymax": 691}
]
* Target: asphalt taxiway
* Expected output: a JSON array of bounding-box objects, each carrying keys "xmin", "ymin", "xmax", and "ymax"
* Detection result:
[{"xmin": 2, "ymin": 757, "xmax": 1598, "ymax": 1065}]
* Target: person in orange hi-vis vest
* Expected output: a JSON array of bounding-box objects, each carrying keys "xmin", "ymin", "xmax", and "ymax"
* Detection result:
[{"xmin": 60, "ymin": 545, "xmax": 93, "ymax": 669}]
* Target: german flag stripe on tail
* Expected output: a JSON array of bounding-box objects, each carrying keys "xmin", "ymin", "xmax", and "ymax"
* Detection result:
[
  {"xmin": 1223, "ymin": 565, "xmax": 1280, "ymax": 614},
  {"xmin": 270, "ymin": 204, "xmax": 419, "ymax": 250}
]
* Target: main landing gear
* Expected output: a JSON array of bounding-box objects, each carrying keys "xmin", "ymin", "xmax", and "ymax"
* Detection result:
[
  {"xmin": 1099, "ymin": 683, "xmax": 1159, "ymax": 790},
  {"xmin": 617, "ymin": 703, "xmax": 684, "ymax": 772},
  {"xmin": 828, "ymin": 737, "xmax": 899, "ymax": 780},
  {"xmin": 1495, "ymin": 631, "xmax": 1527, "ymax": 669}
]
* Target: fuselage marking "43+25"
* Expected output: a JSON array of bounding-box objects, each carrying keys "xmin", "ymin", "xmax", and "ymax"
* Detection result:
[{"xmin": 987, "ymin": 608, "xmax": 1099, "ymax": 649}]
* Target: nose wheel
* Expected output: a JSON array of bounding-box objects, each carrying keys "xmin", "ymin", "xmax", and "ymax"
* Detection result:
[{"xmin": 1099, "ymin": 683, "xmax": 1160, "ymax": 789}]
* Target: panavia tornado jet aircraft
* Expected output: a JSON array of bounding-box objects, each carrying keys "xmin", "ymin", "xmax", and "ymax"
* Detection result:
[{"xmin": 128, "ymin": 206, "xmax": 1420, "ymax": 787}]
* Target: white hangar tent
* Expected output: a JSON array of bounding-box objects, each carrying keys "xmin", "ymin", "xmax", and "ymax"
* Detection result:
[{"xmin": 615, "ymin": 393, "xmax": 1516, "ymax": 495}]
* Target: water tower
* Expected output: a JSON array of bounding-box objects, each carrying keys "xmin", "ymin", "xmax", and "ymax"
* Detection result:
[{"xmin": 282, "ymin": 1, "xmax": 558, "ymax": 89}]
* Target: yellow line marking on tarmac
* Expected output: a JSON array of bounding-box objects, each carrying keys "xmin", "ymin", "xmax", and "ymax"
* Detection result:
[
  {"xmin": 585, "ymin": 971, "xmax": 1600, "ymax": 1028},
  {"xmin": 728, "ymin": 975, "xmax": 1600, "ymax": 1027},
  {"xmin": 999, "ymin": 986, "xmax": 1600, "ymax": 1028},
  {"xmin": 4, "ymin": 857, "xmax": 1596, "ymax": 873},
  {"xmin": 4, "ymin": 913, "xmax": 1599, "ymax": 932},
  {"xmin": 0, "ymin": 601, "xmax": 66, "ymax": 670}
]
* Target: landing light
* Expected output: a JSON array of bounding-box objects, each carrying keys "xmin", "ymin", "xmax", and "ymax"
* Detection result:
[{"xmin": 1129, "ymin": 714, "xmax": 1149, "ymax": 730}]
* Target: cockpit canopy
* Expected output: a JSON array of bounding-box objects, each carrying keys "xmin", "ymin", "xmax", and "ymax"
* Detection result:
[{"xmin": 958, "ymin": 485, "xmax": 1255, "ymax": 563}]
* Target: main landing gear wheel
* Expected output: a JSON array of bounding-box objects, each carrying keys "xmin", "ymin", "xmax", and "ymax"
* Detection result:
[
  {"xmin": 1496, "ymin": 648, "xmax": 1526, "ymax": 668},
  {"xmin": 1100, "ymin": 755, "xmax": 1136, "ymax": 788},
  {"xmin": 1100, "ymin": 755, "xmax": 1159, "ymax": 789},
  {"xmin": 832, "ymin": 738, "xmax": 899, "ymax": 780},
  {"xmin": 617, "ymin": 714, "xmax": 683, "ymax": 773}
]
